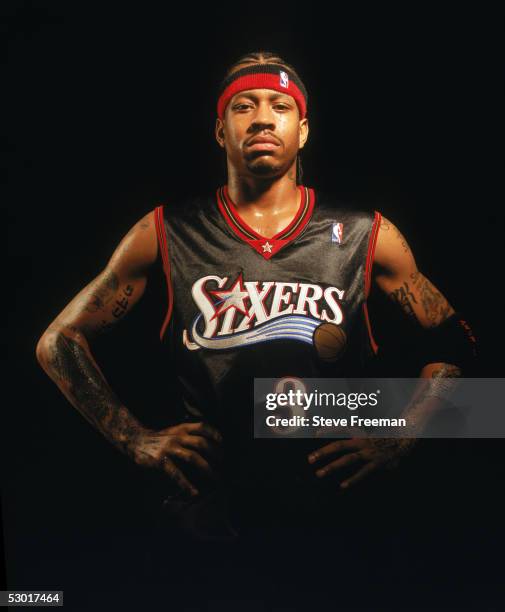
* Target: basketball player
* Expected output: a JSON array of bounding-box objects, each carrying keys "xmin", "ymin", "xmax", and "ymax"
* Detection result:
[{"xmin": 35, "ymin": 51, "xmax": 478, "ymax": 525}]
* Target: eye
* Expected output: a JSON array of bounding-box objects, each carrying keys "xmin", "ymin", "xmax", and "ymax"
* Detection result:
[{"xmin": 233, "ymin": 104, "xmax": 251, "ymax": 111}]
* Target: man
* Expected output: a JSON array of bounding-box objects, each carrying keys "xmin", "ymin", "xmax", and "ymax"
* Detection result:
[{"xmin": 36, "ymin": 51, "xmax": 477, "ymax": 531}]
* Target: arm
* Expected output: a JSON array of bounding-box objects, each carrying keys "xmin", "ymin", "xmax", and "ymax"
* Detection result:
[
  {"xmin": 35, "ymin": 211, "xmax": 221, "ymax": 497},
  {"xmin": 308, "ymin": 215, "xmax": 477, "ymax": 488},
  {"xmin": 372, "ymin": 214, "xmax": 459, "ymax": 379},
  {"xmin": 371, "ymin": 214, "xmax": 481, "ymax": 431},
  {"xmin": 36, "ymin": 211, "xmax": 158, "ymax": 456}
]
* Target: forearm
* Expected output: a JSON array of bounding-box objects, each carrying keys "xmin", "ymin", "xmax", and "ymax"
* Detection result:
[
  {"xmin": 36, "ymin": 324, "xmax": 148, "ymax": 458},
  {"xmin": 399, "ymin": 361, "xmax": 462, "ymax": 437}
]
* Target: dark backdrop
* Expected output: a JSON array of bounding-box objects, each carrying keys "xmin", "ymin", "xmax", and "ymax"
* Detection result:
[{"xmin": 4, "ymin": 3, "xmax": 504, "ymax": 610}]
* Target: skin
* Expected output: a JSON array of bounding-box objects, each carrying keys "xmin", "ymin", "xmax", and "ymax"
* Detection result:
[
  {"xmin": 36, "ymin": 212, "xmax": 222, "ymax": 497},
  {"xmin": 36, "ymin": 62, "xmax": 462, "ymax": 498},
  {"xmin": 215, "ymin": 62, "xmax": 309, "ymax": 238},
  {"xmin": 307, "ymin": 215, "xmax": 461, "ymax": 490}
]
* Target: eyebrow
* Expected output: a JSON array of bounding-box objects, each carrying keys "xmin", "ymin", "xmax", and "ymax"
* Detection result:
[{"xmin": 233, "ymin": 92, "xmax": 292, "ymax": 102}]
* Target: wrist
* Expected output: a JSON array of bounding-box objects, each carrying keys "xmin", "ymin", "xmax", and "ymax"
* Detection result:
[{"xmin": 108, "ymin": 416, "xmax": 153, "ymax": 460}]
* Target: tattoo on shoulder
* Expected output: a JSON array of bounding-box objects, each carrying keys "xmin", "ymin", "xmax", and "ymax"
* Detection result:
[
  {"xmin": 394, "ymin": 228, "xmax": 410, "ymax": 254},
  {"xmin": 380, "ymin": 217, "xmax": 391, "ymax": 231}
]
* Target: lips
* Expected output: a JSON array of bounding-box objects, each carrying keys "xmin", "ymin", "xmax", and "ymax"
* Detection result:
[{"xmin": 246, "ymin": 135, "xmax": 281, "ymax": 152}]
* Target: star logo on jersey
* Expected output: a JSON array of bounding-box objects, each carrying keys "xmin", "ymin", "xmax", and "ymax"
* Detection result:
[
  {"xmin": 183, "ymin": 273, "xmax": 347, "ymax": 352},
  {"xmin": 208, "ymin": 272, "xmax": 250, "ymax": 321},
  {"xmin": 262, "ymin": 241, "xmax": 273, "ymax": 253}
]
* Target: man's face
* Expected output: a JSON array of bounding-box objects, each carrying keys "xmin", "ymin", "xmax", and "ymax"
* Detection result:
[{"xmin": 216, "ymin": 88, "xmax": 309, "ymax": 180}]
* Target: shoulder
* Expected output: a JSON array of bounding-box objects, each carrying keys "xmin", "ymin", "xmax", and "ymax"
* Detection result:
[
  {"xmin": 373, "ymin": 214, "xmax": 417, "ymax": 275},
  {"xmin": 108, "ymin": 209, "xmax": 159, "ymax": 276}
]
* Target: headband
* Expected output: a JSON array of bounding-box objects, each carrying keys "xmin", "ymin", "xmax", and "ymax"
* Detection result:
[{"xmin": 217, "ymin": 64, "xmax": 308, "ymax": 120}]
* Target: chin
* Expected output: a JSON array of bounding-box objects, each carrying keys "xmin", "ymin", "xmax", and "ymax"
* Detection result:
[{"xmin": 247, "ymin": 157, "xmax": 282, "ymax": 177}]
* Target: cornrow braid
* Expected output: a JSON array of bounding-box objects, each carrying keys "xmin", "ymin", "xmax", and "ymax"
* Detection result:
[
  {"xmin": 223, "ymin": 50, "xmax": 301, "ymax": 81},
  {"xmin": 220, "ymin": 50, "xmax": 306, "ymax": 186}
]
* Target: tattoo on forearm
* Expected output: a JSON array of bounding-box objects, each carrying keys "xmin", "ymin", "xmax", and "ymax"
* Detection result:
[
  {"xmin": 47, "ymin": 333, "xmax": 141, "ymax": 453},
  {"xmin": 389, "ymin": 281, "xmax": 418, "ymax": 321},
  {"xmin": 431, "ymin": 364, "xmax": 462, "ymax": 378}
]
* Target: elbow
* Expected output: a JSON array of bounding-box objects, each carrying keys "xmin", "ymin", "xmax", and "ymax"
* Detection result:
[
  {"xmin": 36, "ymin": 328, "xmax": 59, "ymax": 368},
  {"xmin": 36, "ymin": 332, "xmax": 50, "ymax": 367}
]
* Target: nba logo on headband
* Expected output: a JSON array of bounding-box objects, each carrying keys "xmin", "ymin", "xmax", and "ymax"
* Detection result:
[{"xmin": 279, "ymin": 70, "xmax": 289, "ymax": 88}]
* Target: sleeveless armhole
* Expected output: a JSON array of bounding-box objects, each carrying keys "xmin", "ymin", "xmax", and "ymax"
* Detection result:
[
  {"xmin": 362, "ymin": 210, "xmax": 382, "ymax": 355},
  {"xmin": 154, "ymin": 205, "xmax": 174, "ymax": 341}
]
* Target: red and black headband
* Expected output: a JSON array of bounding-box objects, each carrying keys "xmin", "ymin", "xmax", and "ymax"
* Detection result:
[{"xmin": 217, "ymin": 64, "xmax": 308, "ymax": 120}]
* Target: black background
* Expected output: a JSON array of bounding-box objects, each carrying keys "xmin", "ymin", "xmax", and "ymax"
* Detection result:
[{"xmin": 4, "ymin": 2, "xmax": 504, "ymax": 610}]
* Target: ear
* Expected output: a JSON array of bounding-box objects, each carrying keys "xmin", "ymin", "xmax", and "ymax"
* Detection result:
[
  {"xmin": 215, "ymin": 117, "xmax": 226, "ymax": 149},
  {"xmin": 298, "ymin": 117, "xmax": 309, "ymax": 150}
]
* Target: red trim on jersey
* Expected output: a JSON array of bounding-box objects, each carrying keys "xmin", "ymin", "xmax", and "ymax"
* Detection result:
[
  {"xmin": 154, "ymin": 205, "xmax": 173, "ymax": 341},
  {"xmin": 362, "ymin": 301, "xmax": 379, "ymax": 355},
  {"xmin": 216, "ymin": 185, "xmax": 315, "ymax": 260},
  {"xmin": 362, "ymin": 210, "xmax": 382, "ymax": 355},
  {"xmin": 365, "ymin": 211, "xmax": 382, "ymax": 299}
]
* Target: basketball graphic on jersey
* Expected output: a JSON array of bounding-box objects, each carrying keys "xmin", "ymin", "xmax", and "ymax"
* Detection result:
[
  {"xmin": 154, "ymin": 186, "xmax": 381, "ymax": 405},
  {"xmin": 313, "ymin": 322, "xmax": 347, "ymax": 362}
]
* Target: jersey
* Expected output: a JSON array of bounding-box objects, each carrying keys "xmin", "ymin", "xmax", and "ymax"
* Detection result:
[{"xmin": 153, "ymin": 184, "xmax": 382, "ymax": 505}]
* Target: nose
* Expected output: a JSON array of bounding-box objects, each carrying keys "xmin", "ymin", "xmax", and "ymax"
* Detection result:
[{"xmin": 249, "ymin": 100, "xmax": 276, "ymax": 133}]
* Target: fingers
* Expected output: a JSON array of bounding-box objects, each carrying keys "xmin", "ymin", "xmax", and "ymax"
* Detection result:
[
  {"xmin": 169, "ymin": 421, "xmax": 223, "ymax": 445},
  {"xmin": 340, "ymin": 463, "xmax": 376, "ymax": 490},
  {"xmin": 185, "ymin": 421, "xmax": 223, "ymax": 445},
  {"xmin": 315, "ymin": 451, "xmax": 364, "ymax": 478},
  {"xmin": 308, "ymin": 439, "xmax": 362, "ymax": 464},
  {"xmin": 170, "ymin": 446, "xmax": 215, "ymax": 479},
  {"xmin": 161, "ymin": 457, "xmax": 199, "ymax": 497},
  {"xmin": 179, "ymin": 434, "xmax": 223, "ymax": 462}
]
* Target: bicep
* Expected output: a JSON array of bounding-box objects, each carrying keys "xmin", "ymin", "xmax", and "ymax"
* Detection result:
[
  {"xmin": 46, "ymin": 211, "xmax": 158, "ymax": 339},
  {"xmin": 372, "ymin": 216, "xmax": 455, "ymax": 329}
]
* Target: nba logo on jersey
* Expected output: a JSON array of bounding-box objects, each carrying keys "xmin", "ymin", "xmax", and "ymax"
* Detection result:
[
  {"xmin": 332, "ymin": 222, "xmax": 344, "ymax": 244},
  {"xmin": 280, "ymin": 70, "xmax": 289, "ymax": 88}
]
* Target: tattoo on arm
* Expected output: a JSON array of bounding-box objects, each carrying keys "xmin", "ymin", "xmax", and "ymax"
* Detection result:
[
  {"xmin": 388, "ymin": 271, "xmax": 454, "ymax": 328},
  {"xmin": 410, "ymin": 272, "xmax": 453, "ymax": 327},
  {"xmin": 72, "ymin": 279, "xmax": 137, "ymax": 338},
  {"xmin": 82, "ymin": 271, "xmax": 119, "ymax": 314},
  {"xmin": 112, "ymin": 284, "xmax": 134, "ymax": 319},
  {"xmin": 379, "ymin": 217, "xmax": 391, "ymax": 231},
  {"xmin": 389, "ymin": 281, "xmax": 418, "ymax": 321},
  {"xmin": 395, "ymin": 228, "xmax": 410, "ymax": 254},
  {"xmin": 431, "ymin": 364, "xmax": 462, "ymax": 378},
  {"xmin": 46, "ymin": 332, "xmax": 143, "ymax": 454},
  {"xmin": 379, "ymin": 217, "xmax": 410, "ymax": 253}
]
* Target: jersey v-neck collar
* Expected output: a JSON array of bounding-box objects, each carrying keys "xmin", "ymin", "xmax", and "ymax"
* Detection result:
[{"xmin": 216, "ymin": 184, "xmax": 315, "ymax": 260}]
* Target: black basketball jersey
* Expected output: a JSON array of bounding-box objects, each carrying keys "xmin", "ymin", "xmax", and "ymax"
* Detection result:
[{"xmin": 153, "ymin": 184, "xmax": 381, "ymax": 433}]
